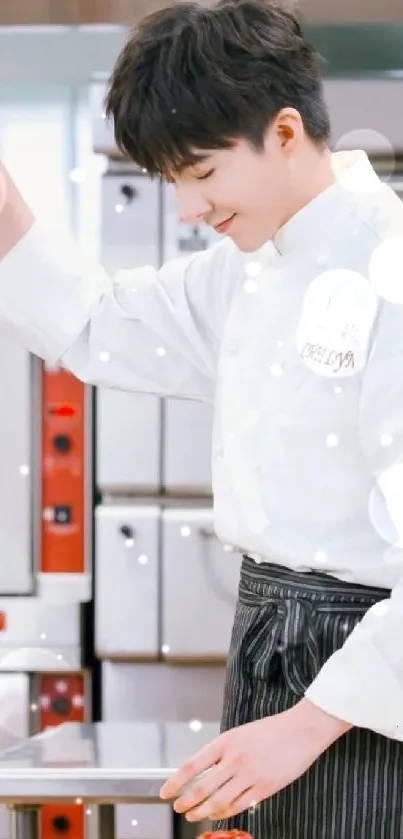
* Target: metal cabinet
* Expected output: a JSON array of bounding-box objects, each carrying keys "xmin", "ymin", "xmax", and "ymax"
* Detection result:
[
  {"xmin": 0, "ymin": 599, "xmax": 81, "ymax": 671},
  {"xmin": 95, "ymin": 505, "xmax": 160, "ymax": 659},
  {"xmin": 97, "ymin": 390, "xmax": 161, "ymax": 494},
  {"xmin": 96, "ymin": 172, "xmax": 162, "ymax": 495},
  {"xmin": 162, "ymin": 399, "xmax": 213, "ymax": 495},
  {"xmin": 100, "ymin": 172, "xmax": 160, "ymax": 274},
  {"xmin": 161, "ymin": 508, "xmax": 241, "ymax": 660},
  {"xmin": 114, "ymin": 804, "xmax": 172, "ymax": 839},
  {"xmin": 101, "ymin": 661, "xmax": 226, "ymax": 722},
  {"xmin": 0, "ymin": 674, "xmax": 29, "ymax": 839},
  {"xmin": 0, "ymin": 332, "xmax": 33, "ymax": 595}
]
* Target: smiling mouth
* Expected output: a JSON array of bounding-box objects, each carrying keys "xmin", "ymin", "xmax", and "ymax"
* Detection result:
[{"xmin": 214, "ymin": 214, "xmax": 236, "ymax": 233}]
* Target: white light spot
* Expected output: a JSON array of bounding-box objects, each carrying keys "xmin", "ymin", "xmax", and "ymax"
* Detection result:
[
  {"xmin": 101, "ymin": 111, "xmax": 107, "ymax": 120},
  {"xmin": 254, "ymin": 556, "xmax": 262, "ymax": 564},
  {"xmin": 270, "ymin": 363, "xmax": 283, "ymax": 377},
  {"xmin": 131, "ymin": 820, "xmax": 138, "ymax": 827},
  {"xmin": 125, "ymin": 538, "xmax": 134, "ymax": 548},
  {"xmin": 246, "ymin": 261, "xmax": 262, "ymax": 277},
  {"xmin": 371, "ymin": 600, "xmax": 389, "ymax": 617},
  {"xmin": 76, "ymin": 798, "xmax": 83, "ymax": 805},
  {"xmin": 138, "ymin": 554, "xmax": 148, "ymax": 564},
  {"xmin": 115, "ymin": 203, "xmax": 124, "ymax": 214},
  {"xmin": 57, "ymin": 655, "xmax": 63, "ymax": 661},
  {"xmin": 69, "ymin": 167, "xmax": 86, "ymax": 184},
  {"xmin": 99, "ymin": 351, "xmax": 110, "ymax": 362},
  {"xmin": 189, "ymin": 719, "xmax": 203, "ymax": 732},
  {"xmin": 380, "ymin": 434, "xmax": 393, "ymax": 448},
  {"xmin": 326, "ymin": 434, "xmax": 339, "ymax": 448},
  {"xmin": 19, "ymin": 465, "xmax": 29, "ymax": 476},
  {"xmin": 30, "ymin": 703, "xmax": 38, "ymax": 712},
  {"xmin": 223, "ymin": 544, "xmax": 234, "ymax": 552},
  {"xmin": 334, "ymin": 386, "xmax": 343, "ymax": 395},
  {"xmin": 276, "ymin": 340, "xmax": 284, "ymax": 348},
  {"xmin": 86, "ymin": 809, "xmax": 92, "ymax": 816},
  {"xmin": 369, "ymin": 237, "xmax": 403, "ymax": 305},
  {"xmin": 314, "ymin": 550, "xmax": 328, "ymax": 564},
  {"xmin": 156, "ymin": 347, "xmax": 166, "ymax": 357},
  {"xmin": 244, "ymin": 279, "xmax": 258, "ymax": 294},
  {"xmin": 40, "ymin": 633, "xmax": 47, "ymax": 640},
  {"xmin": 162, "ymin": 644, "xmax": 170, "ymax": 654},
  {"xmin": 181, "ymin": 526, "xmax": 192, "ymax": 538}
]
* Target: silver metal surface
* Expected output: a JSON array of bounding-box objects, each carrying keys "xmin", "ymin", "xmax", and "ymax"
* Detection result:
[
  {"xmin": 101, "ymin": 662, "xmax": 227, "ymax": 722},
  {"xmin": 95, "ymin": 506, "xmax": 160, "ymax": 658},
  {"xmin": 161, "ymin": 508, "xmax": 241, "ymax": 660},
  {"xmin": 9, "ymin": 807, "xmax": 38, "ymax": 839},
  {"xmin": 0, "ymin": 675, "xmax": 30, "ymax": 839},
  {"xmin": 0, "ymin": 721, "xmax": 219, "ymax": 803},
  {"xmin": 0, "ymin": 331, "xmax": 32, "ymax": 595},
  {"xmin": 0, "ymin": 599, "xmax": 81, "ymax": 671},
  {"xmin": 97, "ymin": 390, "xmax": 162, "ymax": 495},
  {"xmin": 162, "ymin": 400, "xmax": 214, "ymax": 496},
  {"xmin": 96, "ymin": 170, "xmax": 163, "ymax": 495}
]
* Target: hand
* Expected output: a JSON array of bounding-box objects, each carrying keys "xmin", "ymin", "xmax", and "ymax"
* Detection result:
[{"xmin": 159, "ymin": 699, "xmax": 351, "ymax": 822}]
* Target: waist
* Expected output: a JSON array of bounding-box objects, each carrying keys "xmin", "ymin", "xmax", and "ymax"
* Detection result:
[{"xmin": 240, "ymin": 554, "xmax": 390, "ymax": 610}]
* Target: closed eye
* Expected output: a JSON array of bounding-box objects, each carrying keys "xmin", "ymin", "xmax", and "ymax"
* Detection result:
[{"xmin": 196, "ymin": 168, "xmax": 215, "ymax": 181}]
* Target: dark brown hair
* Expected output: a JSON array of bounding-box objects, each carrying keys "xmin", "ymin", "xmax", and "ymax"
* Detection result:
[{"xmin": 105, "ymin": 0, "xmax": 330, "ymax": 177}]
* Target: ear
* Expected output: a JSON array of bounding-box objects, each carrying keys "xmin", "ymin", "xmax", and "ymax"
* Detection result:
[{"xmin": 266, "ymin": 108, "xmax": 304, "ymax": 152}]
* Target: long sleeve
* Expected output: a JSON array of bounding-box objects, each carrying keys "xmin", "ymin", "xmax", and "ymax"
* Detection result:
[
  {"xmin": 0, "ymin": 219, "xmax": 242, "ymax": 402},
  {"xmin": 305, "ymin": 294, "xmax": 403, "ymax": 741}
]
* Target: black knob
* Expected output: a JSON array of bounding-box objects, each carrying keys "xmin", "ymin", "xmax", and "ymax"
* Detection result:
[
  {"xmin": 120, "ymin": 183, "xmax": 136, "ymax": 202},
  {"xmin": 53, "ymin": 435, "xmax": 71, "ymax": 453},
  {"xmin": 52, "ymin": 815, "xmax": 70, "ymax": 833},
  {"xmin": 120, "ymin": 525, "xmax": 134, "ymax": 540},
  {"xmin": 51, "ymin": 696, "xmax": 71, "ymax": 717}
]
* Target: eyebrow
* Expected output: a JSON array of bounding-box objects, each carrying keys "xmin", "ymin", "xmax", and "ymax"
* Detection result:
[{"xmin": 175, "ymin": 152, "xmax": 212, "ymax": 175}]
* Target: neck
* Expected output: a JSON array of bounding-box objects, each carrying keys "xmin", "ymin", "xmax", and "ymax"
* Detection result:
[{"xmin": 281, "ymin": 145, "xmax": 336, "ymax": 229}]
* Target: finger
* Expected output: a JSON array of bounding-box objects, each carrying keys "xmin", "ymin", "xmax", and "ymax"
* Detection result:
[
  {"xmin": 184, "ymin": 778, "xmax": 254, "ymax": 823},
  {"xmin": 174, "ymin": 764, "xmax": 233, "ymax": 815},
  {"xmin": 160, "ymin": 737, "xmax": 224, "ymax": 800},
  {"xmin": 212, "ymin": 790, "xmax": 260, "ymax": 821}
]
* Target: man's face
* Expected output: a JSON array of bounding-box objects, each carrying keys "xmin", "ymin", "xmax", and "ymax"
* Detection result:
[{"xmin": 170, "ymin": 123, "xmax": 294, "ymax": 252}]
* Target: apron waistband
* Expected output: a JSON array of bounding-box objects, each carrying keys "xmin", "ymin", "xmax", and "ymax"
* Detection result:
[{"xmin": 241, "ymin": 554, "xmax": 389, "ymax": 610}]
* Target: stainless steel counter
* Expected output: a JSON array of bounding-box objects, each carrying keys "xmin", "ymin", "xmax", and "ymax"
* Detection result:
[{"xmin": 0, "ymin": 720, "xmax": 220, "ymax": 838}]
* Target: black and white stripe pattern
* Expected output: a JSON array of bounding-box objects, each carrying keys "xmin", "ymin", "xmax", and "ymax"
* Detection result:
[{"xmin": 214, "ymin": 555, "xmax": 403, "ymax": 839}]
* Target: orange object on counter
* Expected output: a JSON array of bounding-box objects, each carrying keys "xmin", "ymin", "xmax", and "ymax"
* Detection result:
[{"xmin": 197, "ymin": 832, "xmax": 254, "ymax": 839}]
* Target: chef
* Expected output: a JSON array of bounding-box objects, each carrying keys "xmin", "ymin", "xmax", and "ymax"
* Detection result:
[{"xmin": 0, "ymin": 0, "xmax": 403, "ymax": 836}]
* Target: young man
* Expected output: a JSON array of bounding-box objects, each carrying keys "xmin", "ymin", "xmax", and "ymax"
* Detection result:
[{"xmin": 0, "ymin": 0, "xmax": 403, "ymax": 836}]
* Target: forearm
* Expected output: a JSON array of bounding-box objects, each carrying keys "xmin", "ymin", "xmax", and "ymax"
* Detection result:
[
  {"xmin": 0, "ymin": 164, "xmax": 35, "ymax": 259},
  {"xmin": 293, "ymin": 696, "xmax": 352, "ymax": 753}
]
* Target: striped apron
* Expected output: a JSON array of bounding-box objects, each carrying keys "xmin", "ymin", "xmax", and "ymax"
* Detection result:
[{"xmin": 214, "ymin": 555, "xmax": 403, "ymax": 839}]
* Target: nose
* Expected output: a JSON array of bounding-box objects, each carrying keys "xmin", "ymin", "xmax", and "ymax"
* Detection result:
[{"xmin": 175, "ymin": 184, "xmax": 212, "ymax": 224}]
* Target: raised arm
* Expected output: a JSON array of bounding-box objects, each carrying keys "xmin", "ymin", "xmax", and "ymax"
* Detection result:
[{"xmin": 0, "ymin": 165, "xmax": 241, "ymax": 403}]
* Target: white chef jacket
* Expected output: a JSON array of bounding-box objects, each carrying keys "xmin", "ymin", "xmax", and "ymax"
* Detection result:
[{"xmin": 0, "ymin": 149, "xmax": 403, "ymax": 739}]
